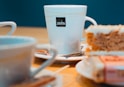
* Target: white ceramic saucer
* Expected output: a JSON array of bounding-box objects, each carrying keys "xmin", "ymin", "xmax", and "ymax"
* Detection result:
[
  {"xmin": 31, "ymin": 67, "xmax": 62, "ymax": 87},
  {"xmin": 35, "ymin": 44, "xmax": 88, "ymax": 62},
  {"xmin": 76, "ymin": 60, "xmax": 124, "ymax": 86}
]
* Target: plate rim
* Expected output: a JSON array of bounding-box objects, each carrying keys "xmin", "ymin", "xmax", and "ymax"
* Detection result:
[
  {"xmin": 35, "ymin": 43, "xmax": 88, "ymax": 61},
  {"xmin": 35, "ymin": 53, "xmax": 87, "ymax": 61},
  {"xmin": 75, "ymin": 60, "xmax": 124, "ymax": 86},
  {"xmin": 75, "ymin": 60, "xmax": 93, "ymax": 79}
]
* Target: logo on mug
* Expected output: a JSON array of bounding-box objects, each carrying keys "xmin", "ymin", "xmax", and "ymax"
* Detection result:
[{"xmin": 56, "ymin": 17, "xmax": 66, "ymax": 27}]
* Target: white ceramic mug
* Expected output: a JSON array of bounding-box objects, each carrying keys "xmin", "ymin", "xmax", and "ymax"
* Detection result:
[
  {"xmin": 44, "ymin": 5, "xmax": 97, "ymax": 55},
  {"xmin": 0, "ymin": 36, "xmax": 57, "ymax": 87},
  {"xmin": 0, "ymin": 21, "xmax": 16, "ymax": 35}
]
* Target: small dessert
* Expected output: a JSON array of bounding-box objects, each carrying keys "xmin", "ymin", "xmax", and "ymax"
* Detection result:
[
  {"xmin": 36, "ymin": 49, "xmax": 49, "ymax": 55},
  {"xmin": 10, "ymin": 75, "xmax": 56, "ymax": 87},
  {"xmin": 85, "ymin": 25, "xmax": 124, "ymax": 56},
  {"xmin": 84, "ymin": 56, "xmax": 124, "ymax": 83}
]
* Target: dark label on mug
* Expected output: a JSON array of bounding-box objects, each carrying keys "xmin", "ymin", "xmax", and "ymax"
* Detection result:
[{"xmin": 56, "ymin": 17, "xmax": 66, "ymax": 27}]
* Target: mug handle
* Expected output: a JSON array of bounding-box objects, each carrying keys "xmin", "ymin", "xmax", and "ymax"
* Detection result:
[
  {"xmin": 0, "ymin": 21, "xmax": 17, "ymax": 35},
  {"xmin": 81, "ymin": 16, "xmax": 97, "ymax": 41},
  {"xmin": 30, "ymin": 44, "xmax": 57, "ymax": 77}
]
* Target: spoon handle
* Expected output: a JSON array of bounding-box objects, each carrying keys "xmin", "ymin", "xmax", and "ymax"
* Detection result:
[{"xmin": 30, "ymin": 44, "xmax": 57, "ymax": 78}]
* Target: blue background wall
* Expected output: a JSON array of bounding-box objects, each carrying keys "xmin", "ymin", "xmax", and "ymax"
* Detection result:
[{"xmin": 0, "ymin": 0, "xmax": 124, "ymax": 27}]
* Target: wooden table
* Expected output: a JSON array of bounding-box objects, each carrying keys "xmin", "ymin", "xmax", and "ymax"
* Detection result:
[{"xmin": 0, "ymin": 27, "xmax": 116, "ymax": 87}]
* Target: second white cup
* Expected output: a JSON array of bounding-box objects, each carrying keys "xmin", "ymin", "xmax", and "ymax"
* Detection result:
[{"xmin": 44, "ymin": 5, "xmax": 97, "ymax": 55}]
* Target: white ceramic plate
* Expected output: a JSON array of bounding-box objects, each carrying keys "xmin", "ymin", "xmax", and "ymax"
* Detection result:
[
  {"xmin": 31, "ymin": 68, "xmax": 62, "ymax": 87},
  {"xmin": 35, "ymin": 44, "xmax": 88, "ymax": 62},
  {"xmin": 76, "ymin": 60, "xmax": 124, "ymax": 86}
]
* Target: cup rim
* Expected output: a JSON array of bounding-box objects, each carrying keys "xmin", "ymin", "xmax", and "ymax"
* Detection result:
[
  {"xmin": 0, "ymin": 36, "xmax": 37, "ymax": 50},
  {"xmin": 44, "ymin": 5, "xmax": 87, "ymax": 8}
]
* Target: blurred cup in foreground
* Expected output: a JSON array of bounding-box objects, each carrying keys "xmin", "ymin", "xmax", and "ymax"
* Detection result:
[{"xmin": 0, "ymin": 36, "xmax": 57, "ymax": 87}]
